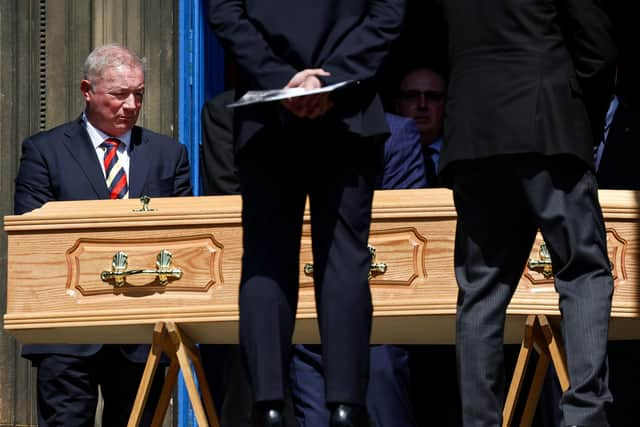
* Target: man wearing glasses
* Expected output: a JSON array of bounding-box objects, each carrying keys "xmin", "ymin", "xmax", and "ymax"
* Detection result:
[{"xmin": 393, "ymin": 67, "xmax": 446, "ymax": 187}]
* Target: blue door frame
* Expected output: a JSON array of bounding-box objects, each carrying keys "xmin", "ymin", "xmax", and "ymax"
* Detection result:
[
  {"xmin": 178, "ymin": 0, "xmax": 225, "ymax": 197},
  {"xmin": 177, "ymin": 0, "xmax": 225, "ymax": 425}
]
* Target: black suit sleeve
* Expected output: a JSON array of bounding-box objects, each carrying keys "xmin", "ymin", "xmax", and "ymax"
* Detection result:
[
  {"xmin": 14, "ymin": 138, "xmax": 55, "ymax": 215},
  {"xmin": 319, "ymin": 0, "xmax": 405, "ymax": 85},
  {"xmin": 557, "ymin": 0, "xmax": 617, "ymax": 141},
  {"xmin": 200, "ymin": 91, "xmax": 240, "ymax": 196},
  {"xmin": 208, "ymin": 0, "xmax": 298, "ymax": 89},
  {"xmin": 557, "ymin": 0, "xmax": 616, "ymax": 83}
]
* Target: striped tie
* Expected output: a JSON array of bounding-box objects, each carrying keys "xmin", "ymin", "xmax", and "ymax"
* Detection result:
[{"xmin": 102, "ymin": 138, "xmax": 129, "ymax": 199}]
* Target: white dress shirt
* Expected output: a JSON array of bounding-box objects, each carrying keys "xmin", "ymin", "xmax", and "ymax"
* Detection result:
[{"xmin": 83, "ymin": 113, "xmax": 132, "ymax": 182}]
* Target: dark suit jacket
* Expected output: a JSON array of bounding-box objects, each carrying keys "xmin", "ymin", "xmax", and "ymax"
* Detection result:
[
  {"xmin": 596, "ymin": 95, "xmax": 640, "ymax": 189},
  {"xmin": 379, "ymin": 113, "xmax": 427, "ymax": 190},
  {"xmin": 208, "ymin": 0, "xmax": 406, "ymax": 150},
  {"xmin": 440, "ymin": 0, "xmax": 616, "ymax": 174},
  {"xmin": 200, "ymin": 90, "xmax": 239, "ymax": 196},
  {"xmin": 15, "ymin": 116, "xmax": 192, "ymax": 362}
]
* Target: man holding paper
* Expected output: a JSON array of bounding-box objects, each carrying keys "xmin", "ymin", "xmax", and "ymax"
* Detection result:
[{"xmin": 208, "ymin": 1, "xmax": 405, "ymax": 425}]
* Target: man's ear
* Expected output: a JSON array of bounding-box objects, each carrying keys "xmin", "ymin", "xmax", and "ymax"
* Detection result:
[{"xmin": 80, "ymin": 80, "xmax": 93, "ymax": 101}]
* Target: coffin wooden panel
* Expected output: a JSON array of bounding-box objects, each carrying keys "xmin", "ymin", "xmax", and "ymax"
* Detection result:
[{"xmin": 4, "ymin": 189, "xmax": 640, "ymax": 344}]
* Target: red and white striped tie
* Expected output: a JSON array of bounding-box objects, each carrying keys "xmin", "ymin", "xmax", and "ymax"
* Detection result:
[{"xmin": 102, "ymin": 138, "xmax": 129, "ymax": 199}]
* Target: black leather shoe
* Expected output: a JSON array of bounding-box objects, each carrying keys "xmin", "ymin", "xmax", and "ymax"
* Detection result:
[
  {"xmin": 253, "ymin": 401, "xmax": 285, "ymax": 427},
  {"xmin": 329, "ymin": 403, "xmax": 368, "ymax": 427}
]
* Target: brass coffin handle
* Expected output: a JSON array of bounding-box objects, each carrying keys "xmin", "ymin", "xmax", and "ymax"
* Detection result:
[
  {"xmin": 100, "ymin": 250, "xmax": 183, "ymax": 287},
  {"xmin": 527, "ymin": 243, "xmax": 553, "ymax": 279},
  {"xmin": 304, "ymin": 245, "xmax": 387, "ymax": 279}
]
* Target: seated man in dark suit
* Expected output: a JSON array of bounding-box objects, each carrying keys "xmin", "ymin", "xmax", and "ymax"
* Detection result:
[
  {"xmin": 14, "ymin": 43, "xmax": 192, "ymax": 427},
  {"xmin": 392, "ymin": 66, "xmax": 446, "ymax": 187}
]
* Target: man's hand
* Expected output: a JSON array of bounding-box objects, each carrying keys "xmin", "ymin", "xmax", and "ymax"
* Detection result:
[
  {"xmin": 285, "ymin": 69, "xmax": 330, "ymax": 89},
  {"xmin": 281, "ymin": 69, "xmax": 334, "ymax": 119}
]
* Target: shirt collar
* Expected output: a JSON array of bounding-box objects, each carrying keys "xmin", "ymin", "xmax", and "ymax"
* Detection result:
[
  {"xmin": 426, "ymin": 137, "xmax": 443, "ymax": 154},
  {"xmin": 82, "ymin": 112, "xmax": 132, "ymax": 150}
]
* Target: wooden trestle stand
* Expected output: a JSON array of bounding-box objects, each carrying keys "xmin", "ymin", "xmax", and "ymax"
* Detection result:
[
  {"xmin": 503, "ymin": 315, "xmax": 570, "ymax": 427},
  {"xmin": 127, "ymin": 322, "xmax": 220, "ymax": 427}
]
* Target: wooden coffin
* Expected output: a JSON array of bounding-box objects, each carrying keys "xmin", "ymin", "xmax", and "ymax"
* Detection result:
[{"xmin": 4, "ymin": 189, "xmax": 640, "ymax": 344}]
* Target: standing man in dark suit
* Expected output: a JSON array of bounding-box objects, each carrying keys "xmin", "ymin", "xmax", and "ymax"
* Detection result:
[
  {"xmin": 439, "ymin": 1, "xmax": 616, "ymax": 426},
  {"xmin": 14, "ymin": 44, "xmax": 192, "ymax": 427},
  {"xmin": 200, "ymin": 89, "xmax": 240, "ymax": 196},
  {"xmin": 208, "ymin": 1, "xmax": 405, "ymax": 425}
]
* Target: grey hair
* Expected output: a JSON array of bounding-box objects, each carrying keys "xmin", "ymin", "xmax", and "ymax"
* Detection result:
[{"xmin": 83, "ymin": 43, "xmax": 146, "ymax": 86}]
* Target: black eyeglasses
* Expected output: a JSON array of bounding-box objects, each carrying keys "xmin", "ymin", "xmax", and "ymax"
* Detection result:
[{"xmin": 398, "ymin": 90, "xmax": 445, "ymax": 104}]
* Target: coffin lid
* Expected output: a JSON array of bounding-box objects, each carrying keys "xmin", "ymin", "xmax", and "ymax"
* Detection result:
[{"xmin": 4, "ymin": 189, "xmax": 461, "ymax": 232}]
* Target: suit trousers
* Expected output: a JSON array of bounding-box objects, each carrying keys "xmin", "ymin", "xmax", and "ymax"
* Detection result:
[
  {"xmin": 451, "ymin": 154, "xmax": 613, "ymax": 427},
  {"xmin": 199, "ymin": 344, "xmax": 298, "ymax": 427},
  {"xmin": 236, "ymin": 121, "xmax": 383, "ymax": 406},
  {"xmin": 34, "ymin": 345, "xmax": 164, "ymax": 427},
  {"xmin": 289, "ymin": 344, "xmax": 415, "ymax": 427}
]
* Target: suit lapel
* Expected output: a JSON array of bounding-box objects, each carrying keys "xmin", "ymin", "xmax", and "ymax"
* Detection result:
[
  {"xmin": 62, "ymin": 117, "xmax": 111, "ymax": 199},
  {"xmin": 128, "ymin": 126, "xmax": 151, "ymax": 198}
]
